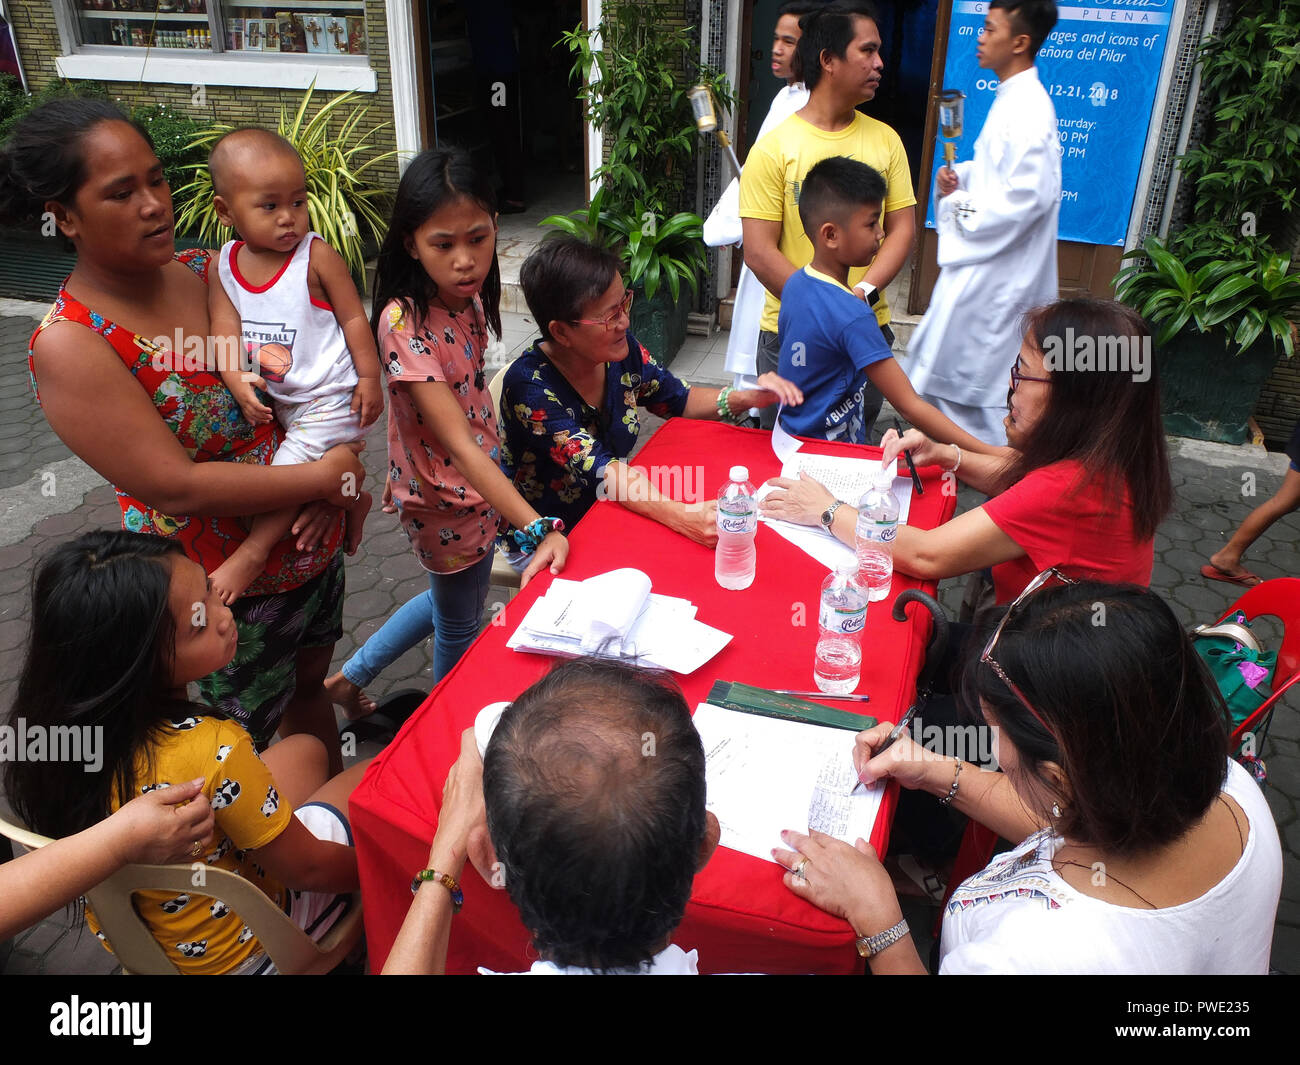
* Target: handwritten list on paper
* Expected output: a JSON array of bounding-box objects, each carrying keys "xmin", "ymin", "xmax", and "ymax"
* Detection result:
[{"xmin": 693, "ymin": 703, "xmax": 883, "ymax": 864}]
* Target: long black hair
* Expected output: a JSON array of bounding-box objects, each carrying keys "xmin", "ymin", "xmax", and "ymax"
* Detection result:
[
  {"xmin": 370, "ymin": 146, "xmax": 502, "ymax": 341},
  {"xmin": 962, "ymin": 581, "xmax": 1229, "ymax": 857},
  {"xmin": 1004, "ymin": 299, "xmax": 1173, "ymax": 542},
  {"xmin": 4, "ymin": 532, "xmax": 196, "ymax": 841},
  {"xmin": 0, "ymin": 98, "xmax": 155, "ymax": 230}
]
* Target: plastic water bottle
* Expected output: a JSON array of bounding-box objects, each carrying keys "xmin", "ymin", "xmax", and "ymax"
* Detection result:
[
  {"xmin": 715, "ymin": 465, "xmax": 758, "ymax": 590},
  {"xmin": 815, "ymin": 563, "xmax": 867, "ymax": 694},
  {"xmin": 856, "ymin": 466, "xmax": 900, "ymax": 603}
]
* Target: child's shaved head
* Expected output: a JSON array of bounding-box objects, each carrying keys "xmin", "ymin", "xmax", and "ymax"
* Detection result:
[{"xmin": 208, "ymin": 127, "xmax": 303, "ymax": 197}]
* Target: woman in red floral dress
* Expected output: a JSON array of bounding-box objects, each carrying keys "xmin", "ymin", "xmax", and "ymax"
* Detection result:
[{"xmin": 1, "ymin": 99, "xmax": 364, "ymax": 771}]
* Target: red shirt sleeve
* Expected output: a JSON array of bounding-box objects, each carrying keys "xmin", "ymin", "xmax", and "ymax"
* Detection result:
[{"xmin": 983, "ymin": 461, "xmax": 1154, "ymax": 604}]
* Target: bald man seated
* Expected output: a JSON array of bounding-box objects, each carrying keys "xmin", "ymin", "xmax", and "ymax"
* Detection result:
[{"xmin": 383, "ymin": 657, "xmax": 721, "ymax": 975}]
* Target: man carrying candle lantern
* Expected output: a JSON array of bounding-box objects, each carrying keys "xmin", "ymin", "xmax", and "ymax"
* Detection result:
[{"xmin": 904, "ymin": 0, "xmax": 1062, "ymax": 447}]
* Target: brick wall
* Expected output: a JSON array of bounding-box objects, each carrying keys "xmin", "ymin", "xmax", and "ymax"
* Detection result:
[{"xmin": 7, "ymin": 0, "xmax": 399, "ymax": 190}]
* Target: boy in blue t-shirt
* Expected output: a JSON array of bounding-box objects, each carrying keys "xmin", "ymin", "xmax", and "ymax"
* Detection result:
[{"xmin": 777, "ymin": 157, "xmax": 988, "ymax": 451}]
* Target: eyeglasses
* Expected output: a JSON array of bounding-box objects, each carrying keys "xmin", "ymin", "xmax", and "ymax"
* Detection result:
[
  {"xmin": 571, "ymin": 288, "xmax": 634, "ymax": 332},
  {"xmin": 1009, "ymin": 361, "xmax": 1052, "ymax": 391},
  {"xmin": 980, "ymin": 567, "xmax": 1077, "ymax": 737}
]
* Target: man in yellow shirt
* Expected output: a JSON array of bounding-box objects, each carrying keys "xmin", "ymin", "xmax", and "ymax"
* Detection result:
[{"xmin": 740, "ymin": 1, "xmax": 916, "ymax": 430}]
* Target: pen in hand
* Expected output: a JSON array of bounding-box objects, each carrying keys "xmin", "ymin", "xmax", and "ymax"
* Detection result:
[{"xmin": 893, "ymin": 418, "xmax": 924, "ymax": 497}]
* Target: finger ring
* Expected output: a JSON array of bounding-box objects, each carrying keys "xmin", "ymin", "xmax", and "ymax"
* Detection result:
[
  {"xmin": 190, "ymin": 840, "xmax": 203, "ymax": 857},
  {"xmin": 794, "ymin": 858, "xmax": 810, "ymax": 880}
]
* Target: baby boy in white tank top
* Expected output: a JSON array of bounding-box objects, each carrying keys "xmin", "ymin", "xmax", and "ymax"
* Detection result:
[{"xmin": 207, "ymin": 127, "xmax": 382, "ymax": 602}]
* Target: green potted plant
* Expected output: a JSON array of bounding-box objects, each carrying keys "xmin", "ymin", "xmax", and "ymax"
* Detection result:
[
  {"xmin": 1113, "ymin": 1, "xmax": 1300, "ymax": 444},
  {"xmin": 550, "ymin": 0, "xmax": 732, "ymax": 364},
  {"xmin": 173, "ymin": 84, "xmax": 396, "ymax": 286}
]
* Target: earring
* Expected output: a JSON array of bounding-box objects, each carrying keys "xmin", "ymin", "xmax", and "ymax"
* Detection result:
[{"xmin": 1051, "ymin": 803, "xmax": 1062, "ymax": 819}]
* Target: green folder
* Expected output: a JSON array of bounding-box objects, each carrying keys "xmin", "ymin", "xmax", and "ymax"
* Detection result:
[{"xmin": 705, "ymin": 681, "xmax": 876, "ymax": 733}]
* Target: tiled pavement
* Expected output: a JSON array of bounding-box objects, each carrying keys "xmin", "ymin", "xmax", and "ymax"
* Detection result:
[{"xmin": 1, "ymin": 296, "xmax": 1298, "ymax": 975}]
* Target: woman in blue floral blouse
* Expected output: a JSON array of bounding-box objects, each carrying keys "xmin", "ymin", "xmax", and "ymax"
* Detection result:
[{"xmin": 499, "ymin": 236, "xmax": 802, "ymax": 564}]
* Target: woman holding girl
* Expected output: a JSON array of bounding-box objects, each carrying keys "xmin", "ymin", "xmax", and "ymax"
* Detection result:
[
  {"xmin": 0, "ymin": 100, "xmax": 363, "ymax": 770},
  {"xmin": 324, "ymin": 148, "xmax": 570, "ymax": 718}
]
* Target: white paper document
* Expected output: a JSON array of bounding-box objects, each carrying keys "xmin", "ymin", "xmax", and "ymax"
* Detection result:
[
  {"xmin": 508, "ymin": 569, "xmax": 732, "ymax": 675},
  {"xmin": 693, "ymin": 702, "xmax": 883, "ymax": 864},
  {"xmin": 756, "ymin": 412, "xmax": 916, "ymax": 573}
]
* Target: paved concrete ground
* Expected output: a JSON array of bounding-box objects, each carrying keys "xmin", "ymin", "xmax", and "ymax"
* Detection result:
[{"xmin": 1, "ymin": 295, "xmax": 1297, "ymax": 975}]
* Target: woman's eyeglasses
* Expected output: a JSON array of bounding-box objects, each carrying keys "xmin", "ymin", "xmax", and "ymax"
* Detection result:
[
  {"xmin": 1009, "ymin": 361, "xmax": 1052, "ymax": 390},
  {"xmin": 571, "ymin": 288, "xmax": 634, "ymax": 332},
  {"xmin": 980, "ymin": 567, "xmax": 1077, "ymax": 737}
]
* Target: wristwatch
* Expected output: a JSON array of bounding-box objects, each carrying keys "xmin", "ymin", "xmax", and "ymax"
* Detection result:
[
  {"xmin": 820, "ymin": 500, "xmax": 844, "ymax": 530},
  {"xmin": 855, "ymin": 917, "xmax": 910, "ymax": 959},
  {"xmin": 411, "ymin": 868, "xmax": 463, "ymax": 913}
]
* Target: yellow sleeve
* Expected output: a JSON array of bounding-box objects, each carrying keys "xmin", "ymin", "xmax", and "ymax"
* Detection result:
[
  {"xmin": 739, "ymin": 136, "xmax": 785, "ymax": 222},
  {"xmin": 882, "ymin": 128, "xmax": 918, "ymax": 213},
  {"xmin": 206, "ymin": 720, "xmax": 293, "ymax": 852}
]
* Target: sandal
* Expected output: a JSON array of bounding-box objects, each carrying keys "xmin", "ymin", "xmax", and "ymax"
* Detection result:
[
  {"xmin": 338, "ymin": 688, "xmax": 427, "ymax": 748},
  {"xmin": 1200, "ymin": 563, "xmax": 1263, "ymax": 587}
]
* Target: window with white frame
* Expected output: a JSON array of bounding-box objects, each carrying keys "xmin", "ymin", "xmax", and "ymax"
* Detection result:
[{"xmin": 63, "ymin": 1, "xmax": 367, "ymax": 57}]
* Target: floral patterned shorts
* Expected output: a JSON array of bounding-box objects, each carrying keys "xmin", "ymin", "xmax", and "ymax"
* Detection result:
[{"xmin": 198, "ymin": 552, "xmax": 346, "ymax": 748}]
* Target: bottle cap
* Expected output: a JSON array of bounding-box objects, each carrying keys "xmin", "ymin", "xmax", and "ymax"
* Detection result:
[
  {"xmin": 730, "ymin": 465, "xmax": 749, "ymax": 483},
  {"xmin": 874, "ymin": 462, "xmax": 896, "ymax": 488},
  {"xmin": 836, "ymin": 562, "xmax": 858, "ymax": 576}
]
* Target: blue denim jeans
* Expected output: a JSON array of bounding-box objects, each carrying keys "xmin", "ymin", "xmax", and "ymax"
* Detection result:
[{"xmin": 341, "ymin": 552, "xmax": 495, "ymax": 687}]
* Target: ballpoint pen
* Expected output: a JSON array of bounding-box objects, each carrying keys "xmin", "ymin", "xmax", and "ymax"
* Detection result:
[
  {"xmin": 893, "ymin": 418, "xmax": 924, "ymax": 496},
  {"xmin": 772, "ymin": 689, "xmax": 870, "ymax": 703}
]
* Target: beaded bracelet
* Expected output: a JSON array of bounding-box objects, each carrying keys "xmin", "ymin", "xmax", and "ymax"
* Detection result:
[
  {"xmin": 512, "ymin": 516, "xmax": 566, "ymax": 553},
  {"xmin": 938, "ymin": 758, "xmax": 963, "ymax": 807},
  {"xmin": 716, "ymin": 386, "xmax": 743, "ymax": 424}
]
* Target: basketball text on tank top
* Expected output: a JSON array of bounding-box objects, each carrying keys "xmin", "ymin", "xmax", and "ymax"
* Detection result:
[{"xmin": 217, "ymin": 233, "xmax": 356, "ymax": 405}]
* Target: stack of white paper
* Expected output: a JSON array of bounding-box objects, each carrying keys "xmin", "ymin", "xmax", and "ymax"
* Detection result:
[
  {"xmin": 693, "ymin": 702, "xmax": 883, "ymax": 864},
  {"xmin": 507, "ymin": 568, "xmax": 733, "ymax": 675}
]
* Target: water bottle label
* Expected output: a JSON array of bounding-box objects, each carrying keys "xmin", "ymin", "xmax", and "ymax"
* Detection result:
[
  {"xmin": 820, "ymin": 602, "xmax": 866, "ymax": 634},
  {"xmin": 719, "ymin": 514, "xmax": 752, "ymax": 534},
  {"xmin": 877, "ymin": 522, "xmax": 897, "ymax": 543}
]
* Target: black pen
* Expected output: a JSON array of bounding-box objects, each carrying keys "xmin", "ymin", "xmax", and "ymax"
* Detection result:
[{"xmin": 893, "ymin": 418, "xmax": 924, "ymax": 496}]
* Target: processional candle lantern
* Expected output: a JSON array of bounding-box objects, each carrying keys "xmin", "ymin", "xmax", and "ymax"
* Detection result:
[
  {"xmin": 937, "ymin": 89, "xmax": 966, "ymax": 167},
  {"xmin": 687, "ymin": 84, "xmax": 742, "ymax": 177}
]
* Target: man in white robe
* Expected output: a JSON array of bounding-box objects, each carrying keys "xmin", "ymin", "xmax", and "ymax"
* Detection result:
[
  {"xmin": 704, "ymin": 2, "xmax": 815, "ymax": 396},
  {"xmin": 905, "ymin": 0, "xmax": 1061, "ymax": 446}
]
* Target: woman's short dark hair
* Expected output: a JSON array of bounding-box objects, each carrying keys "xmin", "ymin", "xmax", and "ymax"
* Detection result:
[
  {"xmin": 962, "ymin": 581, "xmax": 1230, "ymax": 858},
  {"xmin": 482, "ymin": 658, "xmax": 707, "ymax": 972},
  {"xmin": 0, "ymin": 98, "xmax": 153, "ymax": 229},
  {"xmin": 519, "ymin": 235, "xmax": 622, "ymax": 343},
  {"xmin": 1005, "ymin": 298, "xmax": 1173, "ymax": 542}
]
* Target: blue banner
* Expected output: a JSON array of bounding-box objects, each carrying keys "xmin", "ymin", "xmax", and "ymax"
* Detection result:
[{"xmin": 925, "ymin": 1, "xmax": 1174, "ymax": 246}]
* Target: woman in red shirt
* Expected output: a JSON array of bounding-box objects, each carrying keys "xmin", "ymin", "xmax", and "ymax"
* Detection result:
[
  {"xmin": 1, "ymin": 99, "xmax": 364, "ymax": 770},
  {"xmin": 763, "ymin": 299, "xmax": 1172, "ymax": 602}
]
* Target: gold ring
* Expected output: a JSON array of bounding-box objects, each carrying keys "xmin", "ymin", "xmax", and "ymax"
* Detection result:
[
  {"xmin": 794, "ymin": 858, "xmax": 810, "ymax": 879},
  {"xmin": 190, "ymin": 840, "xmax": 203, "ymax": 857}
]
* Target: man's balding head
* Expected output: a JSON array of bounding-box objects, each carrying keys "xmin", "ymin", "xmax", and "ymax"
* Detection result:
[
  {"xmin": 483, "ymin": 658, "xmax": 712, "ymax": 973},
  {"xmin": 208, "ymin": 127, "xmax": 302, "ymax": 198}
]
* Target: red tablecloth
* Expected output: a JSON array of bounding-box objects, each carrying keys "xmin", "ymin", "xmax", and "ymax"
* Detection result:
[{"xmin": 350, "ymin": 419, "xmax": 957, "ymax": 974}]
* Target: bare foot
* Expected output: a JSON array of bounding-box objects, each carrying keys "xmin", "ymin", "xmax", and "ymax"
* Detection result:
[
  {"xmin": 324, "ymin": 671, "xmax": 377, "ymax": 720},
  {"xmin": 345, "ymin": 490, "xmax": 373, "ymax": 555},
  {"xmin": 210, "ymin": 549, "xmax": 268, "ymax": 605},
  {"xmin": 381, "ymin": 479, "xmax": 397, "ymax": 514}
]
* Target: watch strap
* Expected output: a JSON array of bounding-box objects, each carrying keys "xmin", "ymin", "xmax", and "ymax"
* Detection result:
[
  {"xmin": 821, "ymin": 500, "xmax": 844, "ymax": 529},
  {"xmin": 855, "ymin": 917, "xmax": 909, "ymax": 959}
]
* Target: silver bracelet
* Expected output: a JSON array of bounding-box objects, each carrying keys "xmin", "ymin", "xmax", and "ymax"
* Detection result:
[
  {"xmin": 947, "ymin": 444, "xmax": 962, "ymax": 473},
  {"xmin": 938, "ymin": 758, "xmax": 963, "ymax": 807}
]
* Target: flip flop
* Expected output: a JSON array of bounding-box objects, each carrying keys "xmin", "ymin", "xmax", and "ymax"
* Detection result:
[{"xmin": 1200, "ymin": 563, "xmax": 1263, "ymax": 587}]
